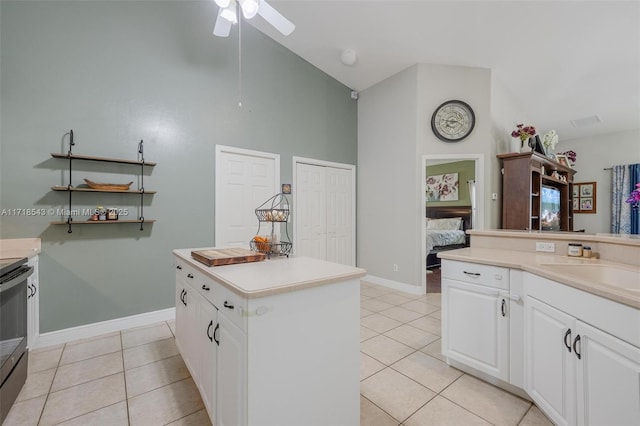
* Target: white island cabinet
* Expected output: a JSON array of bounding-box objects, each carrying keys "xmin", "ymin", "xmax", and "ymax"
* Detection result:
[{"xmin": 173, "ymin": 249, "xmax": 365, "ymax": 426}]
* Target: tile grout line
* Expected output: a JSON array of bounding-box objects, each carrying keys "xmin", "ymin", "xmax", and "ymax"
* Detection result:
[
  {"xmin": 36, "ymin": 342, "xmax": 67, "ymax": 425},
  {"xmin": 121, "ymin": 331, "xmax": 131, "ymax": 426}
]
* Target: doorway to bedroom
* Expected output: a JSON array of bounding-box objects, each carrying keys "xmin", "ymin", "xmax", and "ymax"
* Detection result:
[{"xmin": 423, "ymin": 154, "xmax": 484, "ymax": 293}]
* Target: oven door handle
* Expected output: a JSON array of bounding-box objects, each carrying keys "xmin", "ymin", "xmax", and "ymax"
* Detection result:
[{"xmin": 0, "ymin": 266, "xmax": 33, "ymax": 293}]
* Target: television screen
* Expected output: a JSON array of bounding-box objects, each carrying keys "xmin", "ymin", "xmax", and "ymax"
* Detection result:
[{"xmin": 541, "ymin": 185, "xmax": 561, "ymax": 231}]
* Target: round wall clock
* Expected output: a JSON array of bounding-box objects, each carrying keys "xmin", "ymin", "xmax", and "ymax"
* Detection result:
[{"xmin": 431, "ymin": 100, "xmax": 475, "ymax": 142}]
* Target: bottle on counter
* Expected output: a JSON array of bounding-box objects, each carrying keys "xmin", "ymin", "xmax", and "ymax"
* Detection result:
[{"xmin": 582, "ymin": 246, "xmax": 592, "ymax": 258}]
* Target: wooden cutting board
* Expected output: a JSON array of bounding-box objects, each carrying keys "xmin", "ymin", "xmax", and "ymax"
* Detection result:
[{"xmin": 191, "ymin": 248, "xmax": 266, "ymax": 267}]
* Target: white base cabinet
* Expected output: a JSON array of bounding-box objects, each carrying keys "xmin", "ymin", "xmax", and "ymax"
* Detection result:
[
  {"xmin": 442, "ymin": 261, "xmax": 513, "ymax": 382},
  {"xmin": 443, "ymin": 260, "xmax": 640, "ymax": 426},
  {"xmin": 525, "ymin": 274, "xmax": 640, "ymax": 426},
  {"xmin": 27, "ymin": 256, "xmax": 39, "ymax": 348},
  {"xmin": 174, "ymin": 254, "xmax": 360, "ymax": 426}
]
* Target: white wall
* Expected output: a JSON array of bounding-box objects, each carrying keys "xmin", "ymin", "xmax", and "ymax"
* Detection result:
[
  {"xmin": 357, "ymin": 66, "xmax": 418, "ymax": 287},
  {"xmin": 358, "ymin": 63, "xmax": 495, "ymax": 291},
  {"xmin": 490, "ymin": 73, "xmax": 529, "ymax": 228},
  {"xmin": 560, "ymin": 129, "xmax": 640, "ymax": 233}
]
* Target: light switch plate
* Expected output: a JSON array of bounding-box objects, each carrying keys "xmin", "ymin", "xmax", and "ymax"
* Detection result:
[{"xmin": 536, "ymin": 242, "xmax": 556, "ymax": 252}]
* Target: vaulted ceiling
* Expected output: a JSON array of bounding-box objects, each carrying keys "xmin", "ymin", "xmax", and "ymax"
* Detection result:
[{"xmin": 249, "ymin": 0, "xmax": 640, "ymax": 141}]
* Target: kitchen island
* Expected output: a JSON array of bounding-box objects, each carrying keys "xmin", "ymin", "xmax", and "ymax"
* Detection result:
[{"xmin": 173, "ymin": 248, "xmax": 366, "ymax": 426}]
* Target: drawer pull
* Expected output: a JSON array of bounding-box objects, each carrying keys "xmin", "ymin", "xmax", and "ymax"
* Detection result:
[
  {"xmin": 202, "ymin": 284, "xmax": 210, "ymax": 291},
  {"xmin": 176, "ymin": 265, "xmax": 182, "ymax": 270},
  {"xmin": 187, "ymin": 273, "xmax": 194, "ymax": 279},
  {"xmin": 501, "ymin": 299, "xmax": 506, "ymax": 317},
  {"xmin": 463, "ymin": 271, "xmax": 481, "ymax": 277},
  {"xmin": 224, "ymin": 301, "xmax": 235, "ymax": 310}
]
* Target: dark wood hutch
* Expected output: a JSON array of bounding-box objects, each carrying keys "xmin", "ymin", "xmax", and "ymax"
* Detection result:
[{"xmin": 497, "ymin": 152, "xmax": 577, "ymax": 231}]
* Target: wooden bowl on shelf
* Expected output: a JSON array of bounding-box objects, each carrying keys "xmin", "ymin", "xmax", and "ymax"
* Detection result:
[{"xmin": 83, "ymin": 178, "xmax": 133, "ymax": 191}]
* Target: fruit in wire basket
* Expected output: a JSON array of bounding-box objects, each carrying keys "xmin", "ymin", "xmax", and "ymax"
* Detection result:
[{"xmin": 252, "ymin": 236, "xmax": 270, "ymax": 252}]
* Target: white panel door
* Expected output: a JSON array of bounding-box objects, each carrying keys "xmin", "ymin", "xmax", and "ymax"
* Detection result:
[
  {"xmin": 296, "ymin": 163, "xmax": 327, "ymax": 260},
  {"xmin": 326, "ymin": 167, "xmax": 353, "ymax": 265},
  {"xmin": 216, "ymin": 146, "xmax": 279, "ymax": 248},
  {"xmin": 295, "ymin": 160, "xmax": 355, "ymax": 266},
  {"xmin": 576, "ymin": 320, "xmax": 640, "ymax": 426},
  {"xmin": 525, "ymin": 296, "xmax": 576, "ymax": 426}
]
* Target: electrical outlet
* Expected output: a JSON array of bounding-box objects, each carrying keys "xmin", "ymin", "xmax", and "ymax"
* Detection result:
[
  {"xmin": 393, "ymin": 264, "xmax": 398, "ymax": 272},
  {"xmin": 535, "ymin": 242, "xmax": 556, "ymax": 252}
]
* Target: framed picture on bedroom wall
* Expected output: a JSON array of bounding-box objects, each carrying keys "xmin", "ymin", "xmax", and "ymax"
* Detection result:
[
  {"xmin": 573, "ymin": 182, "xmax": 597, "ymax": 214},
  {"xmin": 426, "ymin": 173, "xmax": 459, "ymax": 201}
]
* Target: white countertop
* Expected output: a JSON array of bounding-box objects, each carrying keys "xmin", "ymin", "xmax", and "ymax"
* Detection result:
[
  {"xmin": 439, "ymin": 247, "xmax": 640, "ymax": 309},
  {"xmin": 467, "ymin": 229, "xmax": 640, "ymax": 247},
  {"xmin": 0, "ymin": 238, "xmax": 41, "ymax": 259},
  {"xmin": 173, "ymin": 248, "xmax": 366, "ymax": 299}
]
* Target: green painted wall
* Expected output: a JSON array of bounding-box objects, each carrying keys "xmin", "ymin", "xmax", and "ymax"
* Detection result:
[
  {"xmin": 0, "ymin": 1, "xmax": 357, "ymax": 332},
  {"xmin": 426, "ymin": 161, "xmax": 475, "ymax": 207}
]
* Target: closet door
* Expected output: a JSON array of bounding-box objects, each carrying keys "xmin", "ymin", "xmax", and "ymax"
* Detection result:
[
  {"xmin": 295, "ymin": 161, "xmax": 354, "ymax": 266},
  {"xmin": 326, "ymin": 167, "xmax": 353, "ymax": 265},
  {"xmin": 296, "ymin": 163, "xmax": 327, "ymax": 260}
]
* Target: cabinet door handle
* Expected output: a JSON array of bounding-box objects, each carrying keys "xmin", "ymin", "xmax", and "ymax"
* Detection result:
[
  {"xmin": 187, "ymin": 273, "xmax": 194, "ymax": 279},
  {"xmin": 32, "ymin": 284, "xmax": 37, "ymax": 296},
  {"xmin": 213, "ymin": 323, "xmax": 220, "ymax": 346},
  {"xmin": 573, "ymin": 334, "xmax": 581, "ymax": 360},
  {"xmin": 564, "ymin": 328, "xmax": 572, "ymax": 352},
  {"xmin": 463, "ymin": 271, "xmax": 481, "ymax": 277},
  {"xmin": 176, "ymin": 265, "xmax": 182, "ymax": 270},
  {"xmin": 27, "ymin": 285, "xmax": 32, "ymax": 299},
  {"xmin": 181, "ymin": 289, "xmax": 187, "ymax": 306},
  {"xmin": 202, "ymin": 284, "xmax": 210, "ymax": 291},
  {"xmin": 500, "ymin": 299, "xmax": 506, "ymax": 317},
  {"xmin": 207, "ymin": 320, "xmax": 214, "ymax": 342},
  {"xmin": 223, "ymin": 301, "xmax": 234, "ymax": 310}
]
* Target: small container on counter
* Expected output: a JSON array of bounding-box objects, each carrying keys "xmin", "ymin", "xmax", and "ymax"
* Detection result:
[
  {"xmin": 568, "ymin": 243, "xmax": 583, "ymax": 257},
  {"xmin": 582, "ymin": 246, "xmax": 592, "ymax": 258}
]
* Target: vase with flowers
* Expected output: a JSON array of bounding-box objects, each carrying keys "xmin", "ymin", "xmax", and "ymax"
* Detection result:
[
  {"xmin": 511, "ymin": 124, "xmax": 537, "ymax": 152},
  {"xmin": 626, "ymin": 183, "xmax": 640, "ymax": 208}
]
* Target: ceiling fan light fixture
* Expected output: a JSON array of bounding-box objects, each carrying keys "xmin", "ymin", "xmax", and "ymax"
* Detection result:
[
  {"xmin": 220, "ymin": 3, "xmax": 238, "ymax": 23},
  {"xmin": 214, "ymin": 0, "xmax": 231, "ymax": 8},
  {"xmin": 239, "ymin": 0, "xmax": 259, "ymax": 19}
]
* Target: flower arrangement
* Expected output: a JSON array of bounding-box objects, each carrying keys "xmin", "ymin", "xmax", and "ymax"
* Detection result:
[
  {"xmin": 511, "ymin": 124, "xmax": 537, "ymax": 142},
  {"xmin": 558, "ymin": 150, "xmax": 577, "ymax": 164},
  {"xmin": 542, "ymin": 130, "xmax": 558, "ymax": 152},
  {"xmin": 626, "ymin": 183, "xmax": 640, "ymax": 208}
]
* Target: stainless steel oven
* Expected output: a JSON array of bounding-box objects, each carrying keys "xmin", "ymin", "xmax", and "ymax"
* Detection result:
[{"xmin": 0, "ymin": 257, "xmax": 32, "ymax": 424}]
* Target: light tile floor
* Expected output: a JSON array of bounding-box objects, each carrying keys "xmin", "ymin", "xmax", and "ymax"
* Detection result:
[{"xmin": 5, "ymin": 282, "xmax": 553, "ymax": 425}]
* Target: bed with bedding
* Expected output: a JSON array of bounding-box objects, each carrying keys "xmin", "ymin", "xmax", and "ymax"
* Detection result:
[{"xmin": 425, "ymin": 206, "xmax": 472, "ymax": 269}]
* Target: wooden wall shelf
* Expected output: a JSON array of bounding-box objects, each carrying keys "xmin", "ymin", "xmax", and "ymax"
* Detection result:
[
  {"xmin": 50, "ymin": 219, "xmax": 156, "ymax": 225},
  {"xmin": 51, "ymin": 186, "xmax": 156, "ymax": 194},
  {"xmin": 50, "ymin": 152, "xmax": 156, "ymax": 166}
]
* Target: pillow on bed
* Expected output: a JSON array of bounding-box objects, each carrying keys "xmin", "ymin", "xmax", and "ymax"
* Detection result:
[{"xmin": 426, "ymin": 217, "xmax": 463, "ymax": 230}]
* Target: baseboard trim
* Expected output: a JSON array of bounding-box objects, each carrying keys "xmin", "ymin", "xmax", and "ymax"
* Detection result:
[
  {"xmin": 33, "ymin": 307, "xmax": 176, "ymax": 350},
  {"xmin": 362, "ymin": 274, "xmax": 425, "ymax": 295}
]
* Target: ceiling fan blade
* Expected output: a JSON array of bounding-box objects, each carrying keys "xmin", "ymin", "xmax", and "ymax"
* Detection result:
[
  {"xmin": 258, "ymin": 0, "xmax": 295, "ymax": 36},
  {"xmin": 213, "ymin": 5, "xmax": 233, "ymax": 37}
]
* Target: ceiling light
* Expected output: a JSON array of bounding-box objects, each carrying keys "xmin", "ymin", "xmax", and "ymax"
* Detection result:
[
  {"xmin": 220, "ymin": 4, "xmax": 237, "ymax": 23},
  {"xmin": 340, "ymin": 49, "xmax": 358, "ymax": 66},
  {"xmin": 214, "ymin": 0, "xmax": 231, "ymax": 8},
  {"xmin": 239, "ymin": 0, "xmax": 259, "ymax": 19}
]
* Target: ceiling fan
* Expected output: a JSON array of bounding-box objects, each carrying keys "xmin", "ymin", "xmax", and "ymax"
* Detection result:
[{"xmin": 213, "ymin": 0, "xmax": 295, "ymax": 37}]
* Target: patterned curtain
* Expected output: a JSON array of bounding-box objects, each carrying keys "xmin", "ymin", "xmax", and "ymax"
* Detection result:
[
  {"xmin": 611, "ymin": 165, "xmax": 631, "ymax": 234},
  {"xmin": 631, "ymin": 163, "xmax": 640, "ymax": 234}
]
